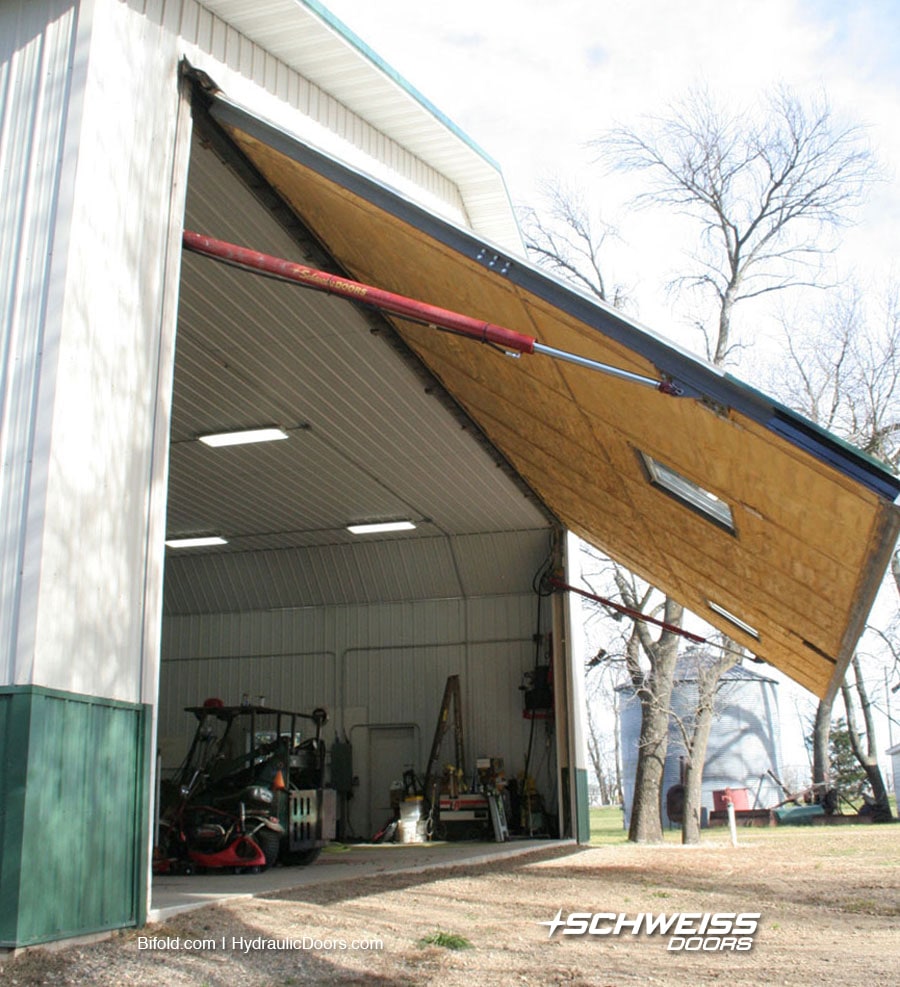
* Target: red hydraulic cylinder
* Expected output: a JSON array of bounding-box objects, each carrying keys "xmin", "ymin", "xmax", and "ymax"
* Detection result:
[
  {"xmin": 182, "ymin": 229, "xmax": 536, "ymax": 354},
  {"xmin": 182, "ymin": 230, "xmax": 682, "ymax": 395}
]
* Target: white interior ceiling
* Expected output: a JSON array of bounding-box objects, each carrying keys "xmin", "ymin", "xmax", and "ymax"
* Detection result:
[{"xmin": 163, "ymin": 127, "xmax": 554, "ymax": 614}]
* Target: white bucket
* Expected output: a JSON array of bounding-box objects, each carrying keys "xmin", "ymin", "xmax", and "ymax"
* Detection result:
[{"xmin": 397, "ymin": 798, "xmax": 425, "ymax": 843}]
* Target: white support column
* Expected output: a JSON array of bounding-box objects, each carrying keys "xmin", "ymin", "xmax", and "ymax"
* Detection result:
[
  {"xmin": 0, "ymin": 0, "xmax": 189, "ymax": 946},
  {"xmin": 3, "ymin": 0, "xmax": 186, "ymax": 704},
  {"xmin": 548, "ymin": 531, "xmax": 591, "ymax": 841}
]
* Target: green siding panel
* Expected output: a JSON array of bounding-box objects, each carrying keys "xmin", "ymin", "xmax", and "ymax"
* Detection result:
[
  {"xmin": 0, "ymin": 693, "xmax": 29, "ymax": 941},
  {"xmin": 558, "ymin": 766, "xmax": 591, "ymax": 843},
  {"xmin": 0, "ymin": 687, "xmax": 151, "ymax": 947}
]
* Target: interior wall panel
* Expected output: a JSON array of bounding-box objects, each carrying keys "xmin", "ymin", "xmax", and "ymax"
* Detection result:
[{"xmin": 159, "ymin": 592, "xmax": 548, "ymax": 836}]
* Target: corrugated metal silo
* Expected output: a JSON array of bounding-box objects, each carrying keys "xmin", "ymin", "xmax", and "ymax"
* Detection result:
[{"xmin": 618, "ymin": 659, "xmax": 782, "ymax": 829}]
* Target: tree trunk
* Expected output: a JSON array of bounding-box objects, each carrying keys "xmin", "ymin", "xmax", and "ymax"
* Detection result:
[
  {"xmin": 628, "ymin": 690, "xmax": 671, "ymax": 842},
  {"xmin": 715, "ymin": 281, "xmax": 739, "ymax": 365},
  {"xmin": 681, "ymin": 702, "xmax": 715, "ymax": 844},
  {"xmin": 842, "ymin": 654, "xmax": 893, "ymax": 821},
  {"xmin": 628, "ymin": 637, "xmax": 680, "ymax": 842},
  {"xmin": 679, "ymin": 648, "xmax": 741, "ymax": 844},
  {"xmin": 860, "ymin": 761, "xmax": 891, "ymax": 821},
  {"xmin": 811, "ymin": 696, "xmax": 834, "ymax": 790},
  {"xmin": 613, "ymin": 698, "xmax": 624, "ymax": 805}
]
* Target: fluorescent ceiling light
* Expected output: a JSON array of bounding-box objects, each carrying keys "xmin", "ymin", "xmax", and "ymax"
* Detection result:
[
  {"xmin": 347, "ymin": 520, "xmax": 416, "ymax": 535},
  {"xmin": 198, "ymin": 427, "xmax": 288, "ymax": 447},
  {"xmin": 165, "ymin": 535, "xmax": 228, "ymax": 549}
]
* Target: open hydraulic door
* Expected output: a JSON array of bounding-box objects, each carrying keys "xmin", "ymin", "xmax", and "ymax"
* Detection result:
[{"xmin": 195, "ymin": 89, "xmax": 900, "ymax": 702}]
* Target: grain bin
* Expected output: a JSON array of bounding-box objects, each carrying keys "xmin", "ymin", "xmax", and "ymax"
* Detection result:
[{"xmin": 618, "ymin": 658, "xmax": 782, "ymax": 829}]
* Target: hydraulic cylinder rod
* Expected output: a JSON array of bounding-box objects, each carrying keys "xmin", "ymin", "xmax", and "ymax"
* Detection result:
[{"xmin": 546, "ymin": 575, "xmax": 707, "ymax": 644}]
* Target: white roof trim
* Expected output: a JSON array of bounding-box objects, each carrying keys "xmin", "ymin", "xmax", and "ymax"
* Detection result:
[{"xmin": 198, "ymin": 0, "xmax": 523, "ymax": 250}]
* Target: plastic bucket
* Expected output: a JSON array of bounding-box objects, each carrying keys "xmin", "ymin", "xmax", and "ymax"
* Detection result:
[{"xmin": 397, "ymin": 797, "xmax": 424, "ymax": 843}]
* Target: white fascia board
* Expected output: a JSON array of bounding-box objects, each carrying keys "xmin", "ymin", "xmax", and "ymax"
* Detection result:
[{"xmin": 198, "ymin": 0, "xmax": 522, "ymax": 251}]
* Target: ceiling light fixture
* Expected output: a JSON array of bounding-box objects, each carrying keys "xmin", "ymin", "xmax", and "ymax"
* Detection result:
[
  {"xmin": 347, "ymin": 520, "xmax": 417, "ymax": 535},
  {"xmin": 198, "ymin": 427, "xmax": 289, "ymax": 447},
  {"xmin": 165, "ymin": 535, "xmax": 228, "ymax": 549}
]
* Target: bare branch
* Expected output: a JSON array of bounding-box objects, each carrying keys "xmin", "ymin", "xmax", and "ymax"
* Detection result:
[
  {"xmin": 772, "ymin": 281, "xmax": 900, "ymax": 472},
  {"xmin": 594, "ymin": 85, "xmax": 877, "ymax": 365},
  {"xmin": 518, "ymin": 178, "xmax": 628, "ymax": 307}
]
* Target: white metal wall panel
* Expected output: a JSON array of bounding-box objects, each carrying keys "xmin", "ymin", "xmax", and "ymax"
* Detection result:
[
  {"xmin": 14, "ymin": 0, "xmax": 187, "ymax": 702},
  {"xmin": 158, "ymin": 649, "xmax": 337, "ymax": 766},
  {"xmin": 466, "ymin": 639, "xmax": 552, "ymax": 778},
  {"xmin": 163, "ymin": 539, "xmax": 464, "ymax": 613},
  {"xmin": 159, "ymin": 592, "xmax": 547, "ymax": 834},
  {"xmin": 454, "ymin": 531, "xmax": 553, "ymax": 598},
  {"xmin": 343, "ymin": 643, "xmax": 465, "ymax": 729},
  {"xmin": 163, "ymin": 532, "xmax": 551, "ymax": 614},
  {"xmin": 465, "ymin": 594, "xmax": 556, "ymax": 811},
  {"xmin": 0, "ymin": 0, "xmax": 80, "ymax": 684}
]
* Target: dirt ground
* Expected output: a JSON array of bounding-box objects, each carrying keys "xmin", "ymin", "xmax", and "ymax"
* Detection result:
[{"xmin": 3, "ymin": 823, "xmax": 899, "ymax": 986}]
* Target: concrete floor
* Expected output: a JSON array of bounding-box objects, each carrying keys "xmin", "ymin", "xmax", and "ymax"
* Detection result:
[{"xmin": 150, "ymin": 838, "xmax": 564, "ymax": 921}]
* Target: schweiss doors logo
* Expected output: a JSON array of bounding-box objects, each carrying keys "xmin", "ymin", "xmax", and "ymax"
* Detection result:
[{"xmin": 539, "ymin": 911, "xmax": 760, "ymax": 951}]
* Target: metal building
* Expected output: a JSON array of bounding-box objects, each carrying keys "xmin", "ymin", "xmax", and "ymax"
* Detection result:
[
  {"xmin": 2, "ymin": 0, "xmax": 899, "ymax": 948},
  {"xmin": 619, "ymin": 663, "xmax": 783, "ymax": 829}
]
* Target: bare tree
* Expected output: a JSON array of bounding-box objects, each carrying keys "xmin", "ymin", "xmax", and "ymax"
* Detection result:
[
  {"xmin": 673, "ymin": 644, "xmax": 745, "ymax": 843},
  {"xmin": 774, "ymin": 284, "xmax": 900, "ymax": 468},
  {"xmin": 613, "ymin": 572, "xmax": 684, "ymax": 842},
  {"xmin": 526, "ymin": 85, "xmax": 877, "ymax": 842},
  {"xmin": 810, "ymin": 699, "xmax": 833, "ymax": 792},
  {"xmin": 596, "ymin": 86, "xmax": 876, "ymax": 365},
  {"xmin": 772, "ymin": 283, "xmax": 900, "ymax": 808},
  {"xmin": 519, "ymin": 179, "xmax": 628, "ymax": 308},
  {"xmin": 581, "ymin": 521, "xmax": 740, "ymax": 846},
  {"xmin": 593, "ymin": 85, "xmax": 878, "ymax": 841},
  {"xmin": 583, "ymin": 657, "xmax": 624, "ymax": 806},
  {"xmin": 841, "ymin": 654, "xmax": 892, "ymax": 820},
  {"xmin": 577, "ymin": 547, "xmax": 683, "ymax": 836}
]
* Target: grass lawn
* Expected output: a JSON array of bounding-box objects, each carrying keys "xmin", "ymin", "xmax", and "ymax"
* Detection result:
[
  {"xmin": 589, "ymin": 804, "xmax": 629, "ymax": 844},
  {"xmin": 590, "ymin": 798, "xmax": 899, "ymax": 845}
]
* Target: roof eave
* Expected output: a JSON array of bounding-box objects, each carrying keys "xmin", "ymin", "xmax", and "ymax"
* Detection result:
[{"xmin": 198, "ymin": 0, "xmax": 522, "ymax": 249}]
